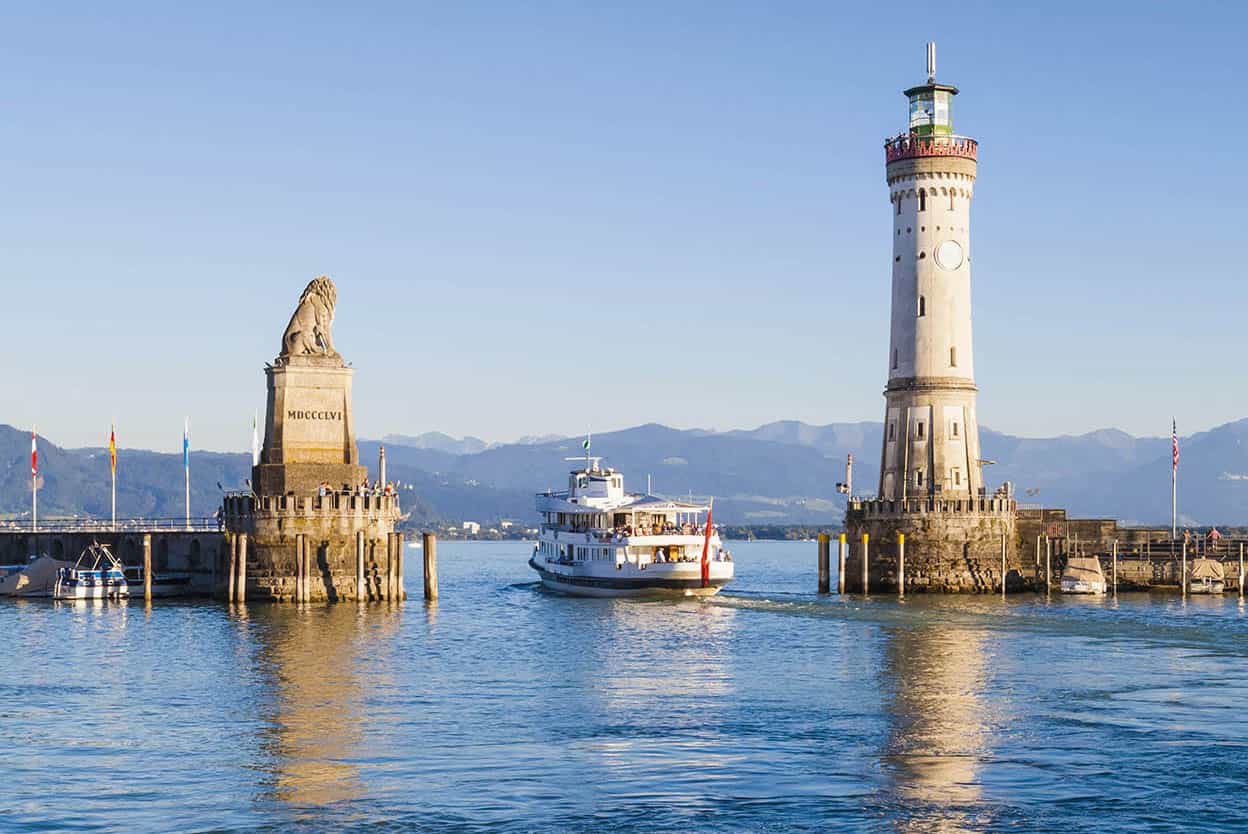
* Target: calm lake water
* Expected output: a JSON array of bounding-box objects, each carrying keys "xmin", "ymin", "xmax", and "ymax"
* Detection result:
[{"xmin": 2, "ymin": 540, "xmax": 1247, "ymax": 833}]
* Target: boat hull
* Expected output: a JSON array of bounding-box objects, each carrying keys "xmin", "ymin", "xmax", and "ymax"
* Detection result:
[
  {"xmin": 1060, "ymin": 580, "xmax": 1106, "ymax": 595},
  {"xmin": 529, "ymin": 557, "xmax": 730, "ymax": 598},
  {"xmin": 1187, "ymin": 580, "xmax": 1225, "ymax": 595}
]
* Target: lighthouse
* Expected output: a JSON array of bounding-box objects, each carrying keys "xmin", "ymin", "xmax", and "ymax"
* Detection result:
[
  {"xmin": 844, "ymin": 44, "xmax": 1021, "ymax": 594},
  {"xmin": 880, "ymin": 42, "xmax": 983, "ymax": 501}
]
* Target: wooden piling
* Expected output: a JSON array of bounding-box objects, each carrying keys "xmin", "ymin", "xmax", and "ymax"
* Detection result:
[
  {"xmin": 837, "ymin": 533, "xmax": 847, "ymax": 595},
  {"xmin": 1240, "ymin": 542, "xmax": 1245, "ymax": 599},
  {"xmin": 227, "ymin": 533, "xmax": 238, "ymax": 603},
  {"xmin": 1001, "ymin": 533, "xmax": 1007, "ymax": 598},
  {"xmin": 356, "ymin": 530, "xmax": 365, "ymax": 601},
  {"xmin": 236, "ymin": 533, "xmax": 247, "ymax": 604},
  {"xmin": 143, "ymin": 533, "xmax": 152, "ymax": 603},
  {"xmin": 294, "ymin": 533, "xmax": 304, "ymax": 603},
  {"xmin": 817, "ymin": 533, "xmax": 830, "ymax": 594},
  {"xmin": 386, "ymin": 532, "xmax": 396, "ymax": 601},
  {"xmin": 897, "ymin": 532, "xmax": 905, "ymax": 598},
  {"xmin": 1181, "ymin": 539, "xmax": 1187, "ymax": 597},
  {"xmin": 423, "ymin": 532, "xmax": 438, "ymax": 602},
  {"xmin": 1045, "ymin": 537, "xmax": 1052, "ymax": 594},
  {"xmin": 861, "ymin": 533, "xmax": 869, "ymax": 595},
  {"xmin": 397, "ymin": 532, "xmax": 406, "ymax": 601},
  {"xmin": 1112, "ymin": 539, "xmax": 1118, "ymax": 596}
]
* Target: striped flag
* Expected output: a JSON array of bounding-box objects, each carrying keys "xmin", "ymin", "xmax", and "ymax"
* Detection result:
[
  {"xmin": 109, "ymin": 425, "xmax": 117, "ymax": 474},
  {"xmin": 31, "ymin": 429, "xmax": 37, "ymax": 478},
  {"xmin": 701, "ymin": 498, "xmax": 714, "ymax": 588},
  {"xmin": 1172, "ymin": 419, "xmax": 1179, "ymax": 472}
]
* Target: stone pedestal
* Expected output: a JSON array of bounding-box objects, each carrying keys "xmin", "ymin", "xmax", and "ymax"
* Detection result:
[
  {"xmin": 253, "ymin": 356, "xmax": 366, "ymax": 495},
  {"xmin": 844, "ymin": 496, "xmax": 1029, "ymax": 593}
]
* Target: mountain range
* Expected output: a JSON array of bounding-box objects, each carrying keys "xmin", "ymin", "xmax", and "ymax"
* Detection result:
[{"xmin": 2, "ymin": 420, "xmax": 1245, "ymax": 527}]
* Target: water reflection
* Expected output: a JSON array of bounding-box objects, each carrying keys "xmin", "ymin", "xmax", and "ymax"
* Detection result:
[
  {"xmin": 880, "ymin": 618, "xmax": 991, "ymax": 832},
  {"xmin": 245, "ymin": 604, "xmax": 400, "ymax": 810}
]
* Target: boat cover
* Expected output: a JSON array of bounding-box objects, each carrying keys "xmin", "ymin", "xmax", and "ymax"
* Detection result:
[
  {"xmin": 1063, "ymin": 557, "xmax": 1105, "ymax": 582},
  {"xmin": 0, "ymin": 555, "xmax": 73, "ymax": 596},
  {"xmin": 1189, "ymin": 558, "xmax": 1225, "ymax": 580}
]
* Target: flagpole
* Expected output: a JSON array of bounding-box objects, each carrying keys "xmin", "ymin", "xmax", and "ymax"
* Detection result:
[
  {"xmin": 1171, "ymin": 419, "xmax": 1177, "ymax": 545},
  {"xmin": 31, "ymin": 426, "xmax": 37, "ymax": 535},
  {"xmin": 111, "ymin": 422, "xmax": 117, "ymax": 533},
  {"xmin": 184, "ymin": 417, "xmax": 191, "ymax": 531}
]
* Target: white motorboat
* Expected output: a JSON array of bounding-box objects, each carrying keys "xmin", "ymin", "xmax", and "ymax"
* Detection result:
[
  {"xmin": 529, "ymin": 455, "xmax": 733, "ymax": 598},
  {"xmin": 54, "ymin": 542, "xmax": 129, "ymax": 601},
  {"xmin": 1061, "ymin": 556, "xmax": 1107, "ymax": 595},
  {"xmin": 1187, "ymin": 558, "xmax": 1225, "ymax": 594}
]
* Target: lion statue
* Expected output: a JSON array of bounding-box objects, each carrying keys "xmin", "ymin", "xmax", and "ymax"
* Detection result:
[{"xmin": 279, "ymin": 276, "xmax": 340, "ymax": 360}]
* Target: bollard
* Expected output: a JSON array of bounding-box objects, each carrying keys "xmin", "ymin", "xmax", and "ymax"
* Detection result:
[
  {"xmin": 143, "ymin": 533, "xmax": 152, "ymax": 603},
  {"xmin": 861, "ymin": 533, "xmax": 870, "ymax": 595},
  {"xmin": 356, "ymin": 530, "xmax": 366, "ymax": 601},
  {"xmin": 897, "ymin": 532, "xmax": 905, "ymax": 598},
  {"xmin": 423, "ymin": 532, "xmax": 439, "ymax": 602},
  {"xmin": 817, "ymin": 533, "xmax": 830, "ymax": 594},
  {"xmin": 237, "ymin": 533, "xmax": 248, "ymax": 604},
  {"xmin": 837, "ymin": 533, "xmax": 847, "ymax": 595}
]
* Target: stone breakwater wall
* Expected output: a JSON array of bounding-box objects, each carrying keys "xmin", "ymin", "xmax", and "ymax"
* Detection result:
[
  {"xmin": 221, "ymin": 493, "xmax": 403, "ymax": 602},
  {"xmin": 844, "ymin": 497, "xmax": 1027, "ymax": 593}
]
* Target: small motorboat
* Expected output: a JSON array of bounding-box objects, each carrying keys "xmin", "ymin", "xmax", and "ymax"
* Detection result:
[
  {"xmin": 122, "ymin": 567, "xmax": 194, "ymax": 598},
  {"xmin": 54, "ymin": 542, "xmax": 129, "ymax": 601},
  {"xmin": 0, "ymin": 555, "xmax": 74, "ymax": 597},
  {"xmin": 1187, "ymin": 558, "xmax": 1226, "ymax": 594},
  {"xmin": 1061, "ymin": 556, "xmax": 1107, "ymax": 595}
]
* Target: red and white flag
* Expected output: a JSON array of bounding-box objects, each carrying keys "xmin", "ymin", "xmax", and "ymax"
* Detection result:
[
  {"xmin": 1172, "ymin": 419, "xmax": 1179, "ymax": 472},
  {"xmin": 700, "ymin": 499, "xmax": 714, "ymax": 588},
  {"xmin": 31, "ymin": 430, "xmax": 37, "ymax": 478}
]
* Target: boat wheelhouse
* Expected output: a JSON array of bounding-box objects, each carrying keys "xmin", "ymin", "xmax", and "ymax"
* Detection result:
[{"xmin": 529, "ymin": 457, "xmax": 733, "ymax": 597}]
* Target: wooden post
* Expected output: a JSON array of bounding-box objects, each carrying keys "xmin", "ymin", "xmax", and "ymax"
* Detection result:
[
  {"xmin": 386, "ymin": 532, "xmax": 396, "ymax": 601},
  {"xmin": 423, "ymin": 532, "xmax": 438, "ymax": 601},
  {"xmin": 897, "ymin": 532, "xmax": 905, "ymax": 598},
  {"xmin": 236, "ymin": 533, "xmax": 247, "ymax": 603},
  {"xmin": 817, "ymin": 533, "xmax": 830, "ymax": 594},
  {"xmin": 356, "ymin": 530, "xmax": 365, "ymax": 601},
  {"xmin": 1001, "ymin": 532, "xmax": 1007, "ymax": 598},
  {"xmin": 227, "ymin": 533, "xmax": 238, "ymax": 603},
  {"xmin": 1112, "ymin": 539, "xmax": 1118, "ymax": 596},
  {"xmin": 295, "ymin": 533, "xmax": 305, "ymax": 603},
  {"xmin": 1045, "ymin": 537, "xmax": 1051, "ymax": 595},
  {"xmin": 861, "ymin": 532, "xmax": 869, "ymax": 595},
  {"xmin": 1240, "ymin": 542, "xmax": 1245, "ymax": 599},
  {"xmin": 397, "ymin": 532, "xmax": 406, "ymax": 601},
  {"xmin": 1181, "ymin": 538, "xmax": 1187, "ymax": 597},
  {"xmin": 143, "ymin": 533, "xmax": 152, "ymax": 603},
  {"xmin": 837, "ymin": 533, "xmax": 847, "ymax": 594},
  {"xmin": 1035, "ymin": 535, "xmax": 1041, "ymax": 585}
]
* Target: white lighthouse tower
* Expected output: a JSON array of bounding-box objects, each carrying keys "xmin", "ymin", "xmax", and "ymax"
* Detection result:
[
  {"xmin": 845, "ymin": 44, "xmax": 1020, "ymax": 594},
  {"xmin": 880, "ymin": 42, "xmax": 983, "ymax": 501}
]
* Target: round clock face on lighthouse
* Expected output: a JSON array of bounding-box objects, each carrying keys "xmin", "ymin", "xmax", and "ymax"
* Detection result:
[{"xmin": 934, "ymin": 240, "xmax": 964, "ymax": 270}]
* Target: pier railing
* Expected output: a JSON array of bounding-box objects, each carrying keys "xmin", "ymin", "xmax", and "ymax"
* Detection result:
[
  {"xmin": 1, "ymin": 517, "xmax": 222, "ymax": 533},
  {"xmin": 849, "ymin": 497, "xmax": 1016, "ymax": 517}
]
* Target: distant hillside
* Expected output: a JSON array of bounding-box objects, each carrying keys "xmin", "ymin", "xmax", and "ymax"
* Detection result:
[{"xmin": 2, "ymin": 419, "xmax": 1245, "ymax": 526}]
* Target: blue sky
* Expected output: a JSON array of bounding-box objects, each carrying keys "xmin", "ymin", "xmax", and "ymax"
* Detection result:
[{"xmin": 2, "ymin": 1, "xmax": 1244, "ymax": 452}]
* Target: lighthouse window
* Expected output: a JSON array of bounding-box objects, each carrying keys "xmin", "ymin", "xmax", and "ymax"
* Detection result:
[
  {"xmin": 954, "ymin": 468, "xmax": 962, "ymax": 486},
  {"xmin": 950, "ymin": 346, "xmax": 958, "ymax": 367},
  {"xmin": 918, "ymin": 296, "xmax": 926, "ymax": 317},
  {"xmin": 916, "ymin": 469, "xmax": 925, "ymax": 487},
  {"xmin": 949, "ymin": 192, "xmax": 956, "ymax": 210},
  {"xmin": 916, "ymin": 422, "xmax": 925, "ymax": 440},
  {"xmin": 897, "ymin": 198, "xmax": 902, "ymax": 216},
  {"xmin": 892, "ymin": 348, "xmax": 898, "ymax": 370},
  {"xmin": 888, "ymin": 422, "xmax": 896, "ymax": 441},
  {"xmin": 919, "ymin": 189, "xmax": 927, "ymax": 212},
  {"xmin": 952, "ymin": 422, "xmax": 959, "ymax": 438}
]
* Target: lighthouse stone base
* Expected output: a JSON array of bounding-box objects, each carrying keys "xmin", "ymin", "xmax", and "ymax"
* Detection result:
[{"xmin": 844, "ymin": 497, "xmax": 1032, "ymax": 593}]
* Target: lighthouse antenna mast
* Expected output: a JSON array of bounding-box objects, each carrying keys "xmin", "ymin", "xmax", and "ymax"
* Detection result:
[{"xmin": 926, "ymin": 41, "xmax": 936, "ymax": 83}]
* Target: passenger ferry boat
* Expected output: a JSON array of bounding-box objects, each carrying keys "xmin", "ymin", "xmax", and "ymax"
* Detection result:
[
  {"xmin": 530, "ymin": 457, "xmax": 733, "ymax": 597},
  {"xmin": 54, "ymin": 542, "xmax": 129, "ymax": 601}
]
